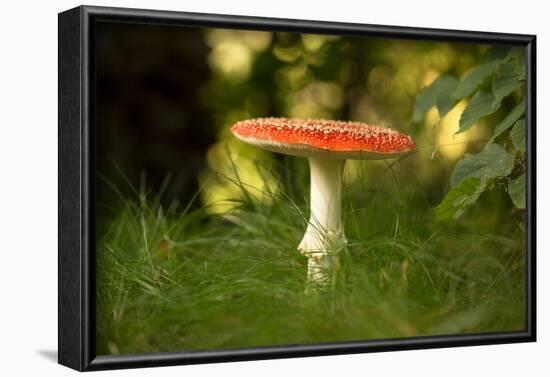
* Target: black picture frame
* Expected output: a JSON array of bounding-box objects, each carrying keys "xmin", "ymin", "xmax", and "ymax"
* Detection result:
[{"xmin": 58, "ymin": 5, "xmax": 537, "ymax": 372}]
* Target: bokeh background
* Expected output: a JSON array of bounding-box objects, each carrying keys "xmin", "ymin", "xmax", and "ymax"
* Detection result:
[
  {"xmin": 94, "ymin": 21, "xmax": 525, "ymax": 355},
  {"xmin": 95, "ymin": 22, "xmax": 496, "ymax": 216}
]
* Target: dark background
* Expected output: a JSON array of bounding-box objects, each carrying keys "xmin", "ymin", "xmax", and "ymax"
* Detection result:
[{"xmin": 96, "ymin": 22, "xmax": 214, "ymax": 206}]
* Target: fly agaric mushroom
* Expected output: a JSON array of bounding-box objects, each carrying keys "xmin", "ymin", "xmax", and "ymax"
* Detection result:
[{"xmin": 230, "ymin": 118, "xmax": 415, "ymax": 286}]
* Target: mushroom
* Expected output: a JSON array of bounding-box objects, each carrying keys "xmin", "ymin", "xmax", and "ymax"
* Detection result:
[{"xmin": 230, "ymin": 118, "xmax": 415, "ymax": 287}]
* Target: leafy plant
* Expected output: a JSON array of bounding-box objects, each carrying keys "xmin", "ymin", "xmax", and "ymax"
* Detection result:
[{"xmin": 413, "ymin": 47, "xmax": 526, "ymax": 220}]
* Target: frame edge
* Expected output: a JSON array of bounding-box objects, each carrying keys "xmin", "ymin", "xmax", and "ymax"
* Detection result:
[
  {"xmin": 525, "ymin": 35, "xmax": 536, "ymax": 342},
  {"xmin": 58, "ymin": 5, "xmax": 85, "ymax": 372},
  {"xmin": 85, "ymin": 331, "xmax": 533, "ymax": 371},
  {"xmin": 82, "ymin": 4, "xmax": 534, "ymax": 45}
]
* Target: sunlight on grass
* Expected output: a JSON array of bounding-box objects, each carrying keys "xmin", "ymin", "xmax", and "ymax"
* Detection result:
[{"xmin": 200, "ymin": 140, "xmax": 279, "ymax": 214}]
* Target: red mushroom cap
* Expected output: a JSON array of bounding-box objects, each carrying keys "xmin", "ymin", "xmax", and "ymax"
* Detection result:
[{"xmin": 231, "ymin": 118, "xmax": 415, "ymax": 160}]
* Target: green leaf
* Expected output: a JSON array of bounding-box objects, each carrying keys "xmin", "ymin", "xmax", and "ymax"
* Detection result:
[
  {"xmin": 505, "ymin": 48, "xmax": 526, "ymax": 80},
  {"xmin": 457, "ymin": 90, "xmax": 501, "ymax": 133},
  {"xmin": 451, "ymin": 63, "xmax": 498, "ymax": 100},
  {"xmin": 412, "ymin": 74, "xmax": 458, "ymax": 122},
  {"xmin": 486, "ymin": 46, "xmax": 515, "ymax": 62},
  {"xmin": 504, "ymin": 47, "xmax": 524, "ymax": 61},
  {"xmin": 510, "ymin": 119, "xmax": 526, "ymax": 151},
  {"xmin": 434, "ymin": 177, "xmax": 482, "ymax": 221},
  {"xmin": 515, "ymin": 59, "xmax": 526, "ymax": 81},
  {"xmin": 492, "ymin": 60, "xmax": 525, "ymax": 105},
  {"xmin": 508, "ymin": 174, "xmax": 526, "ymax": 209},
  {"xmin": 436, "ymin": 77, "xmax": 460, "ymax": 118},
  {"xmin": 451, "ymin": 143, "xmax": 515, "ymax": 187},
  {"xmin": 488, "ymin": 102, "xmax": 526, "ymax": 143}
]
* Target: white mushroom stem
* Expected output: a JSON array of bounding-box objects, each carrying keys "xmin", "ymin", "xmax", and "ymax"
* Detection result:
[{"xmin": 298, "ymin": 157, "xmax": 347, "ymax": 286}]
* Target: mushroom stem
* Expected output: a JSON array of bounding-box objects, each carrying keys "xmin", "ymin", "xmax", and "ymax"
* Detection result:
[{"xmin": 298, "ymin": 157, "xmax": 347, "ymax": 286}]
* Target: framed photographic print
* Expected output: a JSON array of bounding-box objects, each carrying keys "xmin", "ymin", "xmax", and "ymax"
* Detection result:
[{"xmin": 58, "ymin": 5, "xmax": 536, "ymax": 371}]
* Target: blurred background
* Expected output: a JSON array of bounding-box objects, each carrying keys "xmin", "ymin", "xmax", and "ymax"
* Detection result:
[{"xmin": 95, "ymin": 22, "xmax": 500, "ymax": 217}]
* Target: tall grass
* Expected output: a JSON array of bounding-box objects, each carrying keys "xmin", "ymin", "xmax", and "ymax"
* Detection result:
[{"xmin": 96, "ymin": 153, "xmax": 525, "ymax": 355}]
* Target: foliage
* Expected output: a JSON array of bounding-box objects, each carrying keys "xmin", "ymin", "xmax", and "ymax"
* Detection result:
[
  {"xmin": 413, "ymin": 47, "xmax": 526, "ymax": 220},
  {"xmin": 433, "ymin": 177, "xmax": 482, "ymax": 221},
  {"xmin": 450, "ymin": 143, "xmax": 515, "ymax": 188},
  {"xmin": 412, "ymin": 74, "xmax": 458, "ymax": 121}
]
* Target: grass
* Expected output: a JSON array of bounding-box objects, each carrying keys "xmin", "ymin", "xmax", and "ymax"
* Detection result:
[{"xmin": 96, "ymin": 154, "xmax": 526, "ymax": 355}]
